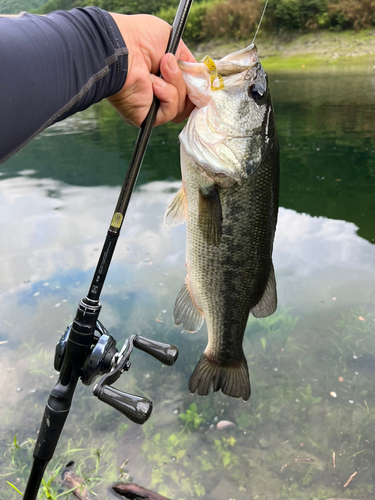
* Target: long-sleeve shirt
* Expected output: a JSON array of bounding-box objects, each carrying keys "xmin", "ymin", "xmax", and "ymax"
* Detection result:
[{"xmin": 0, "ymin": 7, "xmax": 128, "ymax": 164}]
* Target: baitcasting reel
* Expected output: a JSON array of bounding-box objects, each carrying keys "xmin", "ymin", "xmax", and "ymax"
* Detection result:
[{"xmin": 55, "ymin": 315, "xmax": 178, "ymax": 425}]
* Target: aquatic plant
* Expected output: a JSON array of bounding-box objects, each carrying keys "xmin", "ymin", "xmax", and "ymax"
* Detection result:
[
  {"xmin": 2, "ymin": 292, "xmax": 375, "ymax": 498},
  {"xmin": 214, "ymin": 437, "xmax": 238, "ymax": 468},
  {"xmin": 178, "ymin": 403, "xmax": 204, "ymax": 431},
  {"xmin": 1, "ymin": 435, "xmax": 114, "ymax": 499}
]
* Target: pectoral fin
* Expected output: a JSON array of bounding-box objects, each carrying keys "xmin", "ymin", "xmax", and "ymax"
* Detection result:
[
  {"xmin": 198, "ymin": 185, "xmax": 222, "ymax": 246},
  {"xmin": 173, "ymin": 278, "xmax": 204, "ymax": 333},
  {"xmin": 251, "ymin": 263, "xmax": 277, "ymax": 318},
  {"xmin": 164, "ymin": 186, "xmax": 187, "ymax": 226}
]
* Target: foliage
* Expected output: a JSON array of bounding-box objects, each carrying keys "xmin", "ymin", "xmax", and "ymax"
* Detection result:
[
  {"xmin": 328, "ymin": 0, "xmax": 375, "ymax": 30},
  {"xmin": 168, "ymin": 0, "xmax": 370, "ymax": 36},
  {"xmin": 0, "ymin": 0, "xmax": 47, "ymax": 13},
  {"xmin": 2, "ymin": 0, "xmax": 373, "ymax": 34},
  {"xmin": 157, "ymin": 0, "xmax": 213, "ymax": 41},
  {"xmin": 201, "ymin": 0, "xmax": 262, "ymax": 40},
  {"xmin": 95, "ymin": 0, "xmax": 178, "ymax": 16},
  {"xmin": 267, "ymin": 0, "xmax": 328, "ymax": 30},
  {"xmin": 39, "ymin": 0, "xmax": 178, "ymax": 15},
  {"xmin": 160, "ymin": 0, "xmax": 375, "ymax": 37},
  {"xmin": 267, "ymin": 0, "xmax": 375, "ymax": 31}
]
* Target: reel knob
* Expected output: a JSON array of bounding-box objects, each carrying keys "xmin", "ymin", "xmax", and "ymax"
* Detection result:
[
  {"xmin": 133, "ymin": 335, "xmax": 178, "ymax": 366},
  {"xmin": 93, "ymin": 384, "xmax": 152, "ymax": 425}
]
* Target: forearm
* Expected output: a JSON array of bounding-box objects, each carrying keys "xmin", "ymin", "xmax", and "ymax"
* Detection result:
[{"xmin": 0, "ymin": 8, "xmax": 128, "ymax": 164}]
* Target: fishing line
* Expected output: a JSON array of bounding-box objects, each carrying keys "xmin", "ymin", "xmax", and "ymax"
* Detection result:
[{"xmin": 252, "ymin": 0, "xmax": 269, "ymax": 44}]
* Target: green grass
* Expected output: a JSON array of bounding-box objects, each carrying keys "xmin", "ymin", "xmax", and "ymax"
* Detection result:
[
  {"xmin": 191, "ymin": 28, "xmax": 375, "ymax": 72},
  {"xmin": 262, "ymin": 52, "xmax": 375, "ymax": 72}
]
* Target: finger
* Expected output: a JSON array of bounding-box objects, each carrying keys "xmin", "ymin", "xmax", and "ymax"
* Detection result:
[
  {"xmin": 172, "ymin": 97, "xmax": 195, "ymax": 124},
  {"xmin": 150, "ymin": 74, "xmax": 179, "ymax": 126},
  {"xmin": 160, "ymin": 54, "xmax": 187, "ymax": 116}
]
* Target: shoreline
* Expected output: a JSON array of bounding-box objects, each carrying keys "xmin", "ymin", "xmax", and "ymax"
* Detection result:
[{"xmin": 191, "ymin": 29, "xmax": 375, "ymax": 72}]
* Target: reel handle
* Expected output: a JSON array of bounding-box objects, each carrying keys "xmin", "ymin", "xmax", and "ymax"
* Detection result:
[
  {"xmin": 94, "ymin": 385, "xmax": 152, "ymax": 425},
  {"xmin": 133, "ymin": 335, "xmax": 179, "ymax": 366}
]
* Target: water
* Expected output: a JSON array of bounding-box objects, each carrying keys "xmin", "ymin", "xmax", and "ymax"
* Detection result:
[{"xmin": 1, "ymin": 66, "xmax": 375, "ymax": 500}]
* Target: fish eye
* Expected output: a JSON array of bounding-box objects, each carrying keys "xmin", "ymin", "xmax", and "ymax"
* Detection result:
[{"xmin": 249, "ymin": 83, "xmax": 266, "ymax": 103}]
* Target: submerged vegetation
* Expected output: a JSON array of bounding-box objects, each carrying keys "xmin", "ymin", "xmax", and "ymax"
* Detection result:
[{"xmin": 2, "ymin": 304, "xmax": 375, "ymax": 499}]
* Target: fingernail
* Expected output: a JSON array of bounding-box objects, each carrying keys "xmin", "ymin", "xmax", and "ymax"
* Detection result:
[
  {"xmin": 150, "ymin": 74, "xmax": 167, "ymax": 88},
  {"xmin": 167, "ymin": 54, "xmax": 179, "ymax": 74}
]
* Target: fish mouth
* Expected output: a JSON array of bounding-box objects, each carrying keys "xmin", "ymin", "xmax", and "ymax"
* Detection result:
[
  {"xmin": 178, "ymin": 45, "xmax": 259, "ymax": 108},
  {"xmin": 177, "ymin": 60, "xmax": 212, "ymax": 108},
  {"xmin": 179, "ymin": 44, "xmax": 267, "ymax": 185},
  {"xmin": 216, "ymin": 44, "xmax": 258, "ymax": 75}
]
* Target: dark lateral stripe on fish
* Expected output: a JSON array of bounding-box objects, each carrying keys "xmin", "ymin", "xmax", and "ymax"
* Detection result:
[{"xmin": 188, "ymin": 353, "xmax": 251, "ymax": 401}]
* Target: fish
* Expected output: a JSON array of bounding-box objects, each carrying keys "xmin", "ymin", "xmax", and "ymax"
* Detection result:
[{"xmin": 164, "ymin": 44, "xmax": 279, "ymax": 401}]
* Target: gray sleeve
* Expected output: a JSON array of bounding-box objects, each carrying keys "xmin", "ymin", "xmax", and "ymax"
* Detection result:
[{"xmin": 0, "ymin": 7, "xmax": 128, "ymax": 164}]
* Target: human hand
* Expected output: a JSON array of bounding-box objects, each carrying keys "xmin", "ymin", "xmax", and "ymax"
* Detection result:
[{"xmin": 108, "ymin": 13, "xmax": 196, "ymax": 127}]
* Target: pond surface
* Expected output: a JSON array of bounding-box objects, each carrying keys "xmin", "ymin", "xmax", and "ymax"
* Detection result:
[{"xmin": 1, "ymin": 64, "xmax": 375, "ymax": 500}]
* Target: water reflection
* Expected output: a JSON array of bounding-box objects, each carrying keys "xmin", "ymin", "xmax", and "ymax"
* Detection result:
[
  {"xmin": 1, "ymin": 175, "xmax": 374, "ymax": 310},
  {"xmin": 4, "ymin": 69, "xmax": 375, "ymax": 243}
]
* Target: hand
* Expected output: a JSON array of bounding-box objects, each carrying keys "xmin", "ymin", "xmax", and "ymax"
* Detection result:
[{"xmin": 108, "ymin": 13, "xmax": 196, "ymax": 127}]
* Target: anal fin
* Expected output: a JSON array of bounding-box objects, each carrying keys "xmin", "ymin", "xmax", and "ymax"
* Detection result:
[
  {"xmin": 251, "ymin": 263, "xmax": 277, "ymax": 318},
  {"xmin": 164, "ymin": 186, "xmax": 187, "ymax": 226},
  {"xmin": 198, "ymin": 184, "xmax": 222, "ymax": 246},
  {"xmin": 173, "ymin": 278, "xmax": 204, "ymax": 333}
]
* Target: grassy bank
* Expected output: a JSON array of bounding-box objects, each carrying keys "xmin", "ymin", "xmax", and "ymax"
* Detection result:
[{"xmin": 190, "ymin": 28, "xmax": 375, "ymax": 72}]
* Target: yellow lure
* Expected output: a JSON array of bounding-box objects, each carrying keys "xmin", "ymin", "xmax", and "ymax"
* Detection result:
[{"xmin": 201, "ymin": 55, "xmax": 224, "ymax": 91}]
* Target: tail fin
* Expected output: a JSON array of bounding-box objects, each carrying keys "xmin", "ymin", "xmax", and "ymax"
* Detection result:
[{"xmin": 188, "ymin": 353, "xmax": 251, "ymax": 401}]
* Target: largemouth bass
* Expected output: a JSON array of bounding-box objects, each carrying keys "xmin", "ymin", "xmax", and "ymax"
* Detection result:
[{"xmin": 165, "ymin": 45, "xmax": 279, "ymax": 401}]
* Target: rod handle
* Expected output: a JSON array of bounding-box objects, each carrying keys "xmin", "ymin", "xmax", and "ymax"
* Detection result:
[
  {"xmin": 133, "ymin": 335, "xmax": 179, "ymax": 366},
  {"xmin": 94, "ymin": 385, "xmax": 152, "ymax": 424}
]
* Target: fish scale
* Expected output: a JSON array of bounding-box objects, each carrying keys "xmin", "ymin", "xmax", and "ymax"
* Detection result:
[{"xmin": 187, "ymin": 148, "xmax": 278, "ymax": 356}]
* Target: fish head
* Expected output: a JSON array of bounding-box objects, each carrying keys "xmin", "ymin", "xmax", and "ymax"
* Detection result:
[{"xmin": 179, "ymin": 45, "xmax": 276, "ymax": 185}]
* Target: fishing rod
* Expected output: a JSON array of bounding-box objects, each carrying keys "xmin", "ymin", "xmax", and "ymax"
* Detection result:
[{"xmin": 23, "ymin": 1, "xmax": 193, "ymax": 498}]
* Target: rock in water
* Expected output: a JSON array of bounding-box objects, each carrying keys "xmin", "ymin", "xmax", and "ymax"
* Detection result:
[{"xmin": 112, "ymin": 483, "xmax": 171, "ymax": 500}]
